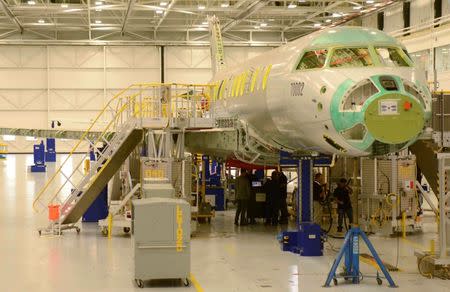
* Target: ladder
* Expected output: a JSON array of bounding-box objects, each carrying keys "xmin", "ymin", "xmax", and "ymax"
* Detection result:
[{"xmin": 33, "ymin": 83, "xmax": 217, "ymax": 234}]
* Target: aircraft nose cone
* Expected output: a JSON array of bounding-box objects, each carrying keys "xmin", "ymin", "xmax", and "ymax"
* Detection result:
[{"xmin": 364, "ymin": 93, "xmax": 425, "ymax": 144}]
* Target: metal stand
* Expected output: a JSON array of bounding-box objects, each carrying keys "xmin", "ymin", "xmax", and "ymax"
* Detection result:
[
  {"xmin": 415, "ymin": 152, "xmax": 450, "ymax": 275},
  {"xmin": 279, "ymin": 156, "xmax": 323, "ymax": 256},
  {"xmin": 324, "ymin": 227, "xmax": 397, "ymax": 288}
]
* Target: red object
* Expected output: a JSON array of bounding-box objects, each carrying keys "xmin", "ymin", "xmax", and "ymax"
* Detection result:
[
  {"xmin": 226, "ymin": 159, "xmax": 277, "ymax": 170},
  {"xmin": 403, "ymin": 101, "xmax": 412, "ymax": 111},
  {"xmin": 48, "ymin": 205, "xmax": 60, "ymax": 221}
]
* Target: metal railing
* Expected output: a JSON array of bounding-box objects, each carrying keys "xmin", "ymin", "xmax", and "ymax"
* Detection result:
[{"xmin": 32, "ymin": 83, "xmax": 217, "ymax": 215}]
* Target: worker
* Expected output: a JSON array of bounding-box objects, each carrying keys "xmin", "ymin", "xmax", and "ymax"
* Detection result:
[
  {"xmin": 334, "ymin": 178, "xmax": 353, "ymax": 232},
  {"xmin": 278, "ymin": 170, "xmax": 288, "ymax": 224},
  {"xmin": 234, "ymin": 169, "xmax": 251, "ymax": 226},
  {"xmin": 264, "ymin": 170, "xmax": 280, "ymax": 226},
  {"xmin": 313, "ymin": 173, "xmax": 326, "ymax": 225},
  {"xmin": 247, "ymin": 170, "xmax": 257, "ymax": 225}
]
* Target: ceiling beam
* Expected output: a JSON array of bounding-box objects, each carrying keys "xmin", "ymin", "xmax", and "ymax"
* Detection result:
[
  {"xmin": 222, "ymin": 0, "xmax": 270, "ymax": 32},
  {"xmin": 283, "ymin": 0, "xmax": 343, "ymax": 31},
  {"xmin": 155, "ymin": 0, "xmax": 178, "ymax": 32},
  {"xmin": 121, "ymin": 0, "xmax": 135, "ymax": 35},
  {"xmin": 0, "ymin": 0, "xmax": 23, "ymax": 33}
]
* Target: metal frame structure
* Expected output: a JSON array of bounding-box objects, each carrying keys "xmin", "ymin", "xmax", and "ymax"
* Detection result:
[
  {"xmin": 0, "ymin": 0, "xmax": 396, "ymax": 45},
  {"xmin": 435, "ymin": 152, "xmax": 450, "ymax": 265}
]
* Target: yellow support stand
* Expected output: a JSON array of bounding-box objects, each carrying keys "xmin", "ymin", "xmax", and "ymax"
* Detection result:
[
  {"xmin": 401, "ymin": 211, "xmax": 406, "ymax": 238},
  {"xmin": 430, "ymin": 239, "xmax": 435, "ymax": 255},
  {"xmin": 107, "ymin": 213, "xmax": 113, "ymax": 239}
]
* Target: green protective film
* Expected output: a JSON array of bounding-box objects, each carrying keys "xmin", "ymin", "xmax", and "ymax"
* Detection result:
[
  {"xmin": 330, "ymin": 79, "xmax": 375, "ymax": 151},
  {"xmin": 364, "ymin": 93, "xmax": 424, "ymax": 144},
  {"xmin": 310, "ymin": 27, "xmax": 401, "ymax": 48}
]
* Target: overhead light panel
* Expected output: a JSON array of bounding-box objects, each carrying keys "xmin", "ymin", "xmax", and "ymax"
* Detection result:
[
  {"xmin": 221, "ymin": 3, "xmax": 229, "ymax": 8},
  {"xmin": 160, "ymin": 1, "xmax": 168, "ymax": 6},
  {"xmin": 260, "ymin": 22, "xmax": 267, "ymax": 27},
  {"xmin": 353, "ymin": 6, "xmax": 362, "ymax": 10},
  {"xmin": 198, "ymin": 5, "xmax": 206, "ymax": 10},
  {"xmin": 287, "ymin": 3, "xmax": 297, "ymax": 9},
  {"xmin": 202, "ymin": 21, "xmax": 208, "ymax": 25},
  {"xmin": 156, "ymin": 9, "xmax": 164, "ymax": 14},
  {"xmin": 332, "ymin": 13, "xmax": 342, "ymax": 17},
  {"xmin": 314, "ymin": 23, "xmax": 321, "ymax": 27},
  {"xmin": 27, "ymin": 0, "xmax": 36, "ymax": 5},
  {"xmin": 366, "ymin": 0, "xmax": 375, "ymax": 3},
  {"xmin": 95, "ymin": 20, "xmax": 102, "ymax": 24},
  {"xmin": 95, "ymin": 1, "xmax": 103, "ymax": 5},
  {"xmin": 253, "ymin": 25, "xmax": 260, "ymax": 29},
  {"xmin": 38, "ymin": 19, "xmax": 45, "ymax": 23},
  {"xmin": 325, "ymin": 19, "xmax": 332, "ymax": 23},
  {"xmin": 61, "ymin": 3, "xmax": 68, "ymax": 8}
]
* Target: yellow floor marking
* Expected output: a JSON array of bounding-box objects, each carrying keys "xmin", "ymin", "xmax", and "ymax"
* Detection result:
[{"xmin": 190, "ymin": 273, "xmax": 204, "ymax": 292}]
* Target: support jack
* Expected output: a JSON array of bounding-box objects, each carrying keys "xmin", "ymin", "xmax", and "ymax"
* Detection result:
[{"xmin": 323, "ymin": 227, "xmax": 397, "ymax": 288}]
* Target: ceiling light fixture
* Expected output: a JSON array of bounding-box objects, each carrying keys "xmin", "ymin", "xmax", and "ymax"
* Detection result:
[
  {"xmin": 353, "ymin": 6, "xmax": 362, "ymax": 10},
  {"xmin": 332, "ymin": 13, "xmax": 341, "ymax": 17},
  {"xmin": 198, "ymin": 5, "xmax": 206, "ymax": 10},
  {"xmin": 260, "ymin": 22, "xmax": 268, "ymax": 27},
  {"xmin": 95, "ymin": 20, "xmax": 102, "ymax": 24},
  {"xmin": 202, "ymin": 21, "xmax": 208, "ymax": 25},
  {"xmin": 61, "ymin": 3, "xmax": 68, "ymax": 8},
  {"xmin": 287, "ymin": 3, "xmax": 297, "ymax": 9},
  {"xmin": 366, "ymin": 0, "xmax": 375, "ymax": 3},
  {"xmin": 221, "ymin": 3, "xmax": 229, "ymax": 8},
  {"xmin": 95, "ymin": 1, "xmax": 103, "ymax": 5},
  {"xmin": 314, "ymin": 23, "xmax": 321, "ymax": 27},
  {"xmin": 38, "ymin": 19, "xmax": 45, "ymax": 23},
  {"xmin": 27, "ymin": 0, "xmax": 36, "ymax": 5},
  {"xmin": 156, "ymin": 9, "xmax": 164, "ymax": 14},
  {"xmin": 325, "ymin": 19, "xmax": 332, "ymax": 23},
  {"xmin": 160, "ymin": 1, "xmax": 168, "ymax": 6}
]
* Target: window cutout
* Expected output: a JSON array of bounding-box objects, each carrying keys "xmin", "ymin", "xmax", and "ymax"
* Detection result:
[
  {"xmin": 342, "ymin": 79, "xmax": 379, "ymax": 111},
  {"xmin": 330, "ymin": 48, "xmax": 373, "ymax": 68},
  {"xmin": 296, "ymin": 49, "xmax": 328, "ymax": 70},
  {"xmin": 341, "ymin": 124, "xmax": 366, "ymax": 141},
  {"xmin": 375, "ymin": 47, "xmax": 410, "ymax": 67}
]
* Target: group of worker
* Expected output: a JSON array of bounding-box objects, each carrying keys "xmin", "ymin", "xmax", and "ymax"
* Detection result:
[
  {"xmin": 234, "ymin": 169, "xmax": 354, "ymax": 232},
  {"xmin": 234, "ymin": 168, "xmax": 289, "ymax": 226}
]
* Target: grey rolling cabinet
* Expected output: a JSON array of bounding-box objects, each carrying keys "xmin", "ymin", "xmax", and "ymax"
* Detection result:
[{"xmin": 132, "ymin": 197, "xmax": 191, "ymax": 288}]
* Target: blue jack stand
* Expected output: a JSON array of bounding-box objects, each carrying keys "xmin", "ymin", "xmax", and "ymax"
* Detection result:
[
  {"xmin": 30, "ymin": 141, "xmax": 46, "ymax": 172},
  {"xmin": 279, "ymin": 156, "xmax": 323, "ymax": 256},
  {"xmin": 45, "ymin": 138, "xmax": 56, "ymax": 162},
  {"xmin": 323, "ymin": 227, "xmax": 397, "ymax": 288}
]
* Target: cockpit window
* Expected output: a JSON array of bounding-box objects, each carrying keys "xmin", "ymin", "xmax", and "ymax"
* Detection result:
[
  {"xmin": 375, "ymin": 47, "xmax": 410, "ymax": 67},
  {"xmin": 330, "ymin": 48, "xmax": 373, "ymax": 68},
  {"xmin": 296, "ymin": 49, "xmax": 328, "ymax": 70}
]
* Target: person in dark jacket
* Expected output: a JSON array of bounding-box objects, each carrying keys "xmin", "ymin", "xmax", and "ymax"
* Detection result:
[
  {"xmin": 334, "ymin": 178, "xmax": 353, "ymax": 232},
  {"xmin": 264, "ymin": 171, "xmax": 281, "ymax": 225},
  {"xmin": 234, "ymin": 169, "xmax": 251, "ymax": 226},
  {"xmin": 278, "ymin": 171, "xmax": 288, "ymax": 224}
]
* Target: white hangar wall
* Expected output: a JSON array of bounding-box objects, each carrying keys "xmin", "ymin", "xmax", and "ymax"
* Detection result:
[
  {"xmin": 0, "ymin": 45, "xmax": 272, "ymax": 152},
  {"xmin": 361, "ymin": 0, "xmax": 450, "ymax": 90}
]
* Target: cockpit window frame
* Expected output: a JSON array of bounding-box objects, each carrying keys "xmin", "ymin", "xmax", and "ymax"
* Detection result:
[
  {"xmin": 374, "ymin": 46, "xmax": 413, "ymax": 68},
  {"xmin": 294, "ymin": 44, "xmax": 414, "ymax": 72},
  {"xmin": 328, "ymin": 46, "xmax": 375, "ymax": 68},
  {"xmin": 294, "ymin": 48, "xmax": 329, "ymax": 71}
]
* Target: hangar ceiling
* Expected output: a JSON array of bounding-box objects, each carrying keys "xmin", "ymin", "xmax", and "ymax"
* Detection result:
[{"xmin": 0, "ymin": 0, "xmax": 398, "ymax": 45}]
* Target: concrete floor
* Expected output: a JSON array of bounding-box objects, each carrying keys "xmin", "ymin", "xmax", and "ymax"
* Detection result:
[{"xmin": 1, "ymin": 154, "xmax": 450, "ymax": 292}]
